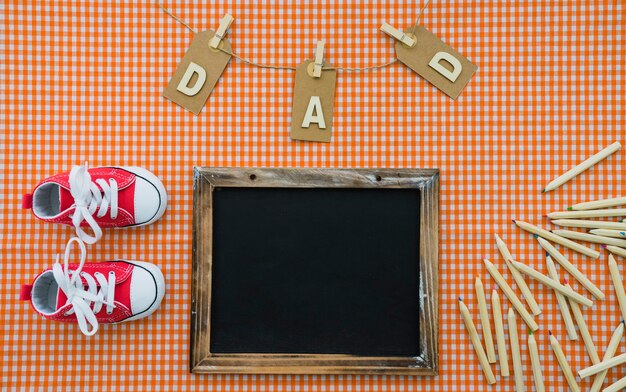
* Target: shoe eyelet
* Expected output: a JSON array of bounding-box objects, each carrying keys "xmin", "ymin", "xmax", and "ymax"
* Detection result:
[{"xmin": 106, "ymin": 310, "xmax": 113, "ymax": 315}]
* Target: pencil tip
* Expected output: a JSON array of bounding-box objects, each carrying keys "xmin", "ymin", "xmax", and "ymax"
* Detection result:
[
  {"xmin": 542, "ymin": 214, "xmax": 547, "ymax": 218},
  {"xmin": 546, "ymin": 252, "xmax": 550, "ymax": 257},
  {"xmin": 601, "ymin": 244, "xmax": 607, "ymax": 249},
  {"xmin": 542, "ymin": 188, "xmax": 546, "ymax": 193},
  {"xmin": 564, "ymin": 278, "xmax": 569, "ymax": 284},
  {"xmin": 549, "ymin": 330, "xmax": 552, "ymax": 336},
  {"xmin": 512, "ymin": 219, "xmax": 516, "ymax": 223},
  {"xmin": 458, "ymin": 296, "xmax": 463, "ymax": 302},
  {"xmin": 528, "ymin": 329, "xmax": 533, "ymax": 335},
  {"xmin": 533, "ymin": 234, "xmax": 539, "ymax": 238},
  {"xmin": 567, "ymin": 206, "xmax": 573, "ymax": 211},
  {"xmin": 621, "ymin": 232, "xmax": 625, "ymax": 236}
]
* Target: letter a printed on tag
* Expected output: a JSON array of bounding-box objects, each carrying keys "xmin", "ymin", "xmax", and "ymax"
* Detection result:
[
  {"xmin": 291, "ymin": 60, "xmax": 337, "ymax": 143},
  {"xmin": 395, "ymin": 25, "xmax": 477, "ymax": 99},
  {"xmin": 163, "ymin": 31, "xmax": 232, "ymax": 115}
]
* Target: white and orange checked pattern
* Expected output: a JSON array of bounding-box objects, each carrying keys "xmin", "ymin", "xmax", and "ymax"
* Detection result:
[{"xmin": 0, "ymin": 0, "xmax": 624, "ymax": 390}]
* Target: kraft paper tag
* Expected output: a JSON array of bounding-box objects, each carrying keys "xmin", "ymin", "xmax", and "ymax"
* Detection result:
[
  {"xmin": 395, "ymin": 25, "xmax": 477, "ymax": 100},
  {"xmin": 163, "ymin": 31, "xmax": 232, "ymax": 115},
  {"xmin": 290, "ymin": 60, "xmax": 337, "ymax": 143}
]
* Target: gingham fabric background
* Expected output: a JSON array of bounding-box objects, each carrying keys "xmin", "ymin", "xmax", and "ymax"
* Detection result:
[{"xmin": 1, "ymin": 0, "xmax": 624, "ymax": 390}]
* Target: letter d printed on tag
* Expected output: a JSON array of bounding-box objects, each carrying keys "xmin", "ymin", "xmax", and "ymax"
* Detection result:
[
  {"xmin": 382, "ymin": 24, "xmax": 477, "ymax": 99},
  {"xmin": 163, "ymin": 30, "xmax": 232, "ymax": 115}
]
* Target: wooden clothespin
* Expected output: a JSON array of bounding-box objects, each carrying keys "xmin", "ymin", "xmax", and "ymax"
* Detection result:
[
  {"xmin": 209, "ymin": 14, "xmax": 234, "ymax": 49},
  {"xmin": 312, "ymin": 40, "xmax": 325, "ymax": 78},
  {"xmin": 379, "ymin": 22, "xmax": 416, "ymax": 47}
]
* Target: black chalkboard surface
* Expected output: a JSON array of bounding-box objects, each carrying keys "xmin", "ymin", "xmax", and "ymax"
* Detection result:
[
  {"xmin": 191, "ymin": 168, "xmax": 439, "ymax": 374},
  {"xmin": 210, "ymin": 187, "xmax": 421, "ymax": 356}
]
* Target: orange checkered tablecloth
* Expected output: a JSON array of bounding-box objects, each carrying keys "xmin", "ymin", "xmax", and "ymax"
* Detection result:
[{"xmin": 1, "ymin": 0, "xmax": 624, "ymax": 390}]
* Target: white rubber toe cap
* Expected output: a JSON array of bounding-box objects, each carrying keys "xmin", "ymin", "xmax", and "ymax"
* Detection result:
[
  {"xmin": 134, "ymin": 177, "xmax": 162, "ymax": 224},
  {"xmin": 128, "ymin": 262, "xmax": 165, "ymax": 320}
]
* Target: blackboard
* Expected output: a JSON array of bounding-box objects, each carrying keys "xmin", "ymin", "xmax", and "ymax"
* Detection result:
[
  {"xmin": 211, "ymin": 187, "xmax": 421, "ymax": 356},
  {"xmin": 191, "ymin": 168, "xmax": 439, "ymax": 374}
]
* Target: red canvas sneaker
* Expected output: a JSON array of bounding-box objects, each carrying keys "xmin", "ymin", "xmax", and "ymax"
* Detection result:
[
  {"xmin": 20, "ymin": 237, "xmax": 166, "ymax": 336},
  {"xmin": 22, "ymin": 163, "xmax": 167, "ymax": 244}
]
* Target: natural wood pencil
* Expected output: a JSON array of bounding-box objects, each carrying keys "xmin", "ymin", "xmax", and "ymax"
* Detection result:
[
  {"xmin": 548, "ymin": 208, "xmax": 626, "ymax": 219},
  {"xmin": 590, "ymin": 321, "xmax": 624, "ymax": 392},
  {"xmin": 605, "ymin": 375, "xmax": 626, "ymax": 392},
  {"xmin": 475, "ymin": 276, "xmax": 496, "ymax": 363},
  {"xmin": 549, "ymin": 331, "xmax": 581, "ymax": 392},
  {"xmin": 491, "ymin": 289, "xmax": 509, "ymax": 377},
  {"xmin": 528, "ymin": 331, "xmax": 544, "ymax": 392},
  {"xmin": 508, "ymin": 308, "xmax": 525, "ymax": 392},
  {"xmin": 543, "ymin": 141, "xmax": 621, "ymax": 192},
  {"xmin": 495, "ymin": 234, "xmax": 541, "ymax": 315},
  {"xmin": 606, "ymin": 245, "xmax": 626, "ymax": 258},
  {"xmin": 513, "ymin": 220, "xmax": 600, "ymax": 258},
  {"xmin": 579, "ymin": 352, "xmax": 626, "ymax": 379},
  {"xmin": 483, "ymin": 258, "xmax": 538, "ymax": 331},
  {"xmin": 510, "ymin": 260, "xmax": 593, "ymax": 307},
  {"xmin": 608, "ymin": 254, "xmax": 626, "ymax": 323},
  {"xmin": 458, "ymin": 297, "xmax": 496, "ymax": 384},
  {"xmin": 545, "ymin": 255, "xmax": 577, "ymax": 340},
  {"xmin": 569, "ymin": 196, "xmax": 626, "ymax": 211},
  {"xmin": 552, "ymin": 229, "xmax": 626, "ymax": 248},
  {"xmin": 566, "ymin": 281, "xmax": 600, "ymax": 364},
  {"xmin": 536, "ymin": 236, "xmax": 604, "ymax": 299},
  {"xmin": 589, "ymin": 229, "xmax": 626, "ymax": 238},
  {"xmin": 552, "ymin": 219, "xmax": 626, "ymax": 231}
]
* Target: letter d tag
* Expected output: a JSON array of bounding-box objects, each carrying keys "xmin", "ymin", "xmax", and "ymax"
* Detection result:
[
  {"xmin": 163, "ymin": 31, "xmax": 232, "ymax": 115},
  {"xmin": 291, "ymin": 60, "xmax": 337, "ymax": 143},
  {"xmin": 395, "ymin": 25, "xmax": 477, "ymax": 99}
]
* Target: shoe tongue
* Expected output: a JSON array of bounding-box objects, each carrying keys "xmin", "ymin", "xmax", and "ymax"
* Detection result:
[
  {"xmin": 56, "ymin": 287, "xmax": 68, "ymax": 310},
  {"xmin": 59, "ymin": 187, "xmax": 74, "ymax": 212}
]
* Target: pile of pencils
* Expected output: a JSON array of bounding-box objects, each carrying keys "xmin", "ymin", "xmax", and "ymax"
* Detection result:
[{"xmin": 460, "ymin": 142, "xmax": 626, "ymax": 391}]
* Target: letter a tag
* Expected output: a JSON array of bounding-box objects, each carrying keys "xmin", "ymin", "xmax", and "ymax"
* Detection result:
[
  {"xmin": 290, "ymin": 60, "xmax": 337, "ymax": 143},
  {"xmin": 163, "ymin": 31, "xmax": 232, "ymax": 115},
  {"xmin": 395, "ymin": 25, "xmax": 477, "ymax": 99}
]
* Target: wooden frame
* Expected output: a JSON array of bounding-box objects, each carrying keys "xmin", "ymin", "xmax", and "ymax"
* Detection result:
[{"xmin": 191, "ymin": 168, "xmax": 439, "ymax": 375}]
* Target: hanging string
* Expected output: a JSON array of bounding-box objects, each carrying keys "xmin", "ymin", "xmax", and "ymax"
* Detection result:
[
  {"xmin": 220, "ymin": 47, "xmax": 297, "ymax": 71},
  {"xmin": 411, "ymin": 0, "xmax": 432, "ymax": 36},
  {"xmin": 159, "ymin": 4, "xmax": 198, "ymax": 34},
  {"xmin": 157, "ymin": 1, "xmax": 432, "ymax": 72}
]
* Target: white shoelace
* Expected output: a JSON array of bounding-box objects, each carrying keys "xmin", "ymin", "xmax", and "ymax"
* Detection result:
[
  {"xmin": 52, "ymin": 237, "xmax": 117, "ymax": 336},
  {"xmin": 69, "ymin": 162, "xmax": 119, "ymax": 244}
]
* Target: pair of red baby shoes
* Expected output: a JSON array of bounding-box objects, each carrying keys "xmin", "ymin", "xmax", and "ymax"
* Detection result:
[{"xmin": 20, "ymin": 163, "xmax": 167, "ymax": 336}]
